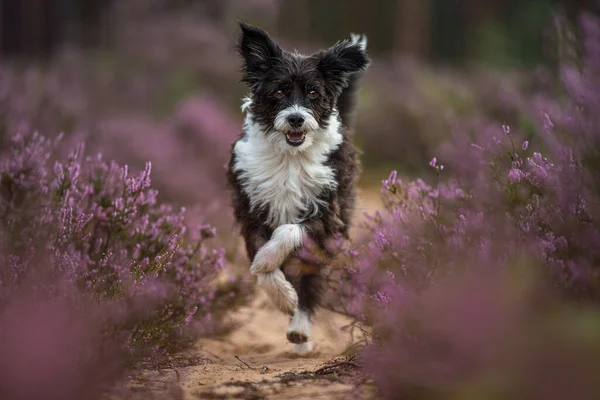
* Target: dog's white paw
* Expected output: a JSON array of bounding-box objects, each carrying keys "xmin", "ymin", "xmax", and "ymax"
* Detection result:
[
  {"xmin": 286, "ymin": 309, "xmax": 312, "ymax": 344},
  {"xmin": 295, "ymin": 342, "xmax": 313, "ymax": 353}
]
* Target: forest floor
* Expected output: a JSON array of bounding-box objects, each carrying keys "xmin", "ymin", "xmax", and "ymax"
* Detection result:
[{"xmin": 143, "ymin": 189, "xmax": 383, "ymax": 400}]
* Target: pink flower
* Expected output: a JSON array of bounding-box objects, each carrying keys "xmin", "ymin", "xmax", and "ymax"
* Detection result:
[{"xmin": 508, "ymin": 168, "xmax": 525, "ymax": 183}]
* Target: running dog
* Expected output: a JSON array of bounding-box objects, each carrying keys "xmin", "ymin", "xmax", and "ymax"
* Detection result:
[{"xmin": 227, "ymin": 22, "xmax": 369, "ymax": 352}]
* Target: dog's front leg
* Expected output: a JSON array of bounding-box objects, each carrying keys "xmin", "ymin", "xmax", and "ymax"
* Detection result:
[
  {"xmin": 249, "ymin": 223, "xmax": 305, "ymax": 275},
  {"xmin": 249, "ymin": 224, "xmax": 304, "ymax": 316},
  {"xmin": 281, "ymin": 219, "xmax": 329, "ymax": 353}
]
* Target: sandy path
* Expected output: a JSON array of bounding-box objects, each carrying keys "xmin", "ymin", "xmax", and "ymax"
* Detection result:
[
  {"xmin": 173, "ymin": 189, "xmax": 382, "ymax": 399},
  {"xmin": 178, "ymin": 292, "xmax": 370, "ymax": 399}
]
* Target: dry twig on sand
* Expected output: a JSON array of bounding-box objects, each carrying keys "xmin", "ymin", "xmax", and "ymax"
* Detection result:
[
  {"xmin": 314, "ymin": 360, "xmax": 360, "ymax": 376},
  {"xmin": 234, "ymin": 355, "xmax": 255, "ymax": 370}
]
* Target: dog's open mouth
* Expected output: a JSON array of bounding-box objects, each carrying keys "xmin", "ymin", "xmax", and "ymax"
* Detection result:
[{"xmin": 285, "ymin": 131, "xmax": 306, "ymax": 147}]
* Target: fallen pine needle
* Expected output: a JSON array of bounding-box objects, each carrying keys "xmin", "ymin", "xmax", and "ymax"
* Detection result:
[{"xmin": 234, "ymin": 355, "xmax": 255, "ymax": 370}]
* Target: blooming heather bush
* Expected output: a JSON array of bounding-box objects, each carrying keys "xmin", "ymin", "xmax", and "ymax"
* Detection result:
[
  {"xmin": 355, "ymin": 58, "xmax": 544, "ymax": 176},
  {"xmin": 0, "ymin": 132, "xmax": 228, "ymax": 398},
  {"xmin": 0, "ymin": 2, "xmax": 260, "ymax": 233},
  {"xmin": 0, "ymin": 53, "xmax": 240, "ymax": 225},
  {"xmin": 331, "ymin": 12, "xmax": 600, "ymax": 399}
]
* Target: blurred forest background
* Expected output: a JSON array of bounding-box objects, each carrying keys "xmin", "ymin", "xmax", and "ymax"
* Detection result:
[
  {"xmin": 1, "ymin": 0, "xmax": 599, "ymax": 232},
  {"xmin": 2, "ymin": 0, "xmax": 597, "ymax": 62}
]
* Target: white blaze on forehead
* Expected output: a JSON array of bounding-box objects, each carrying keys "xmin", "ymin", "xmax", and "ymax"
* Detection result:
[{"xmin": 274, "ymin": 105, "xmax": 319, "ymax": 132}]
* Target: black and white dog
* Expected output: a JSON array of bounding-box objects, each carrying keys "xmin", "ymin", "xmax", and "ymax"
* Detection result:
[{"xmin": 227, "ymin": 22, "xmax": 369, "ymax": 352}]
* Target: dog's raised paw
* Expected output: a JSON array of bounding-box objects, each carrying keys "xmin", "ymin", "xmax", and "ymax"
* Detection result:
[{"xmin": 250, "ymin": 242, "xmax": 279, "ymax": 275}]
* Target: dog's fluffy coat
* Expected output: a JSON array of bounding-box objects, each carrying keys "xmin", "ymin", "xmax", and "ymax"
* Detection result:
[{"xmin": 226, "ymin": 22, "xmax": 369, "ymax": 351}]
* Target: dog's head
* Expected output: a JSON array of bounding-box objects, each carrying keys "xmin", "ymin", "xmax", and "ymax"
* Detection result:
[{"xmin": 237, "ymin": 22, "xmax": 369, "ymax": 150}]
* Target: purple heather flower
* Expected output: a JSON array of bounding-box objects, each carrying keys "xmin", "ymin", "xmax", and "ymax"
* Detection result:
[
  {"xmin": 0, "ymin": 131, "xmax": 232, "ymax": 384},
  {"xmin": 382, "ymin": 170, "xmax": 399, "ymax": 190},
  {"xmin": 508, "ymin": 168, "xmax": 525, "ymax": 183},
  {"xmin": 543, "ymin": 112, "xmax": 554, "ymax": 131}
]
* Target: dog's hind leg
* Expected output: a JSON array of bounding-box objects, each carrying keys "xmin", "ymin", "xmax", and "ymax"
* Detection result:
[{"xmin": 285, "ymin": 261, "xmax": 323, "ymax": 353}]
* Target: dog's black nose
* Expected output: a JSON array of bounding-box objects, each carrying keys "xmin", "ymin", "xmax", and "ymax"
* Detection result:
[{"xmin": 287, "ymin": 114, "xmax": 305, "ymax": 128}]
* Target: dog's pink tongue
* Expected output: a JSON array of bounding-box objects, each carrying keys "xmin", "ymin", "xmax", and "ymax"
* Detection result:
[{"xmin": 287, "ymin": 132, "xmax": 304, "ymax": 140}]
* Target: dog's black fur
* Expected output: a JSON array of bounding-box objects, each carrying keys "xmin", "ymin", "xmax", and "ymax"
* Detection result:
[{"xmin": 226, "ymin": 22, "xmax": 369, "ymax": 323}]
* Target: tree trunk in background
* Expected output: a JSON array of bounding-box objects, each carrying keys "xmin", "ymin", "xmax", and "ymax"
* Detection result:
[
  {"xmin": 464, "ymin": 0, "xmax": 505, "ymax": 23},
  {"xmin": 349, "ymin": 0, "xmax": 394, "ymax": 55},
  {"xmin": 0, "ymin": 0, "xmax": 20, "ymax": 55},
  {"xmin": 0, "ymin": 0, "xmax": 112, "ymax": 59},
  {"xmin": 307, "ymin": 0, "xmax": 343, "ymax": 45},
  {"xmin": 80, "ymin": 1, "xmax": 110, "ymax": 47},
  {"xmin": 430, "ymin": 0, "xmax": 468, "ymax": 63},
  {"xmin": 2, "ymin": 0, "xmax": 597, "ymax": 62},
  {"xmin": 394, "ymin": 0, "xmax": 430, "ymax": 57},
  {"xmin": 278, "ymin": 0, "xmax": 394, "ymax": 55},
  {"xmin": 0, "ymin": 0, "xmax": 59, "ymax": 57},
  {"xmin": 276, "ymin": 0, "xmax": 311, "ymax": 40},
  {"xmin": 462, "ymin": 0, "xmax": 507, "ymax": 54},
  {"xmin": 171, "ymin": 0, "xmax": 226, "ymax": 25},
  {"xmin": 564, "ymin": 0, "xmax": 599, "ymax": 17}
]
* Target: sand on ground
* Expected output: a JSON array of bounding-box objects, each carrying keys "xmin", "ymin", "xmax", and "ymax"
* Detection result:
[{"xmin": 161, "ymin": 189, "xmax": 382, "ymax": 399}]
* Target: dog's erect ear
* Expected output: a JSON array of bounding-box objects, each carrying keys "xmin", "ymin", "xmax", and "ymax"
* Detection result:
[
  {"xmin": 237, "ymin": 21, "xmax": 283, "ymax": 88},
  {"xmin": 316, "ymin": 36, "xmax": 370, "ymax": 95}
]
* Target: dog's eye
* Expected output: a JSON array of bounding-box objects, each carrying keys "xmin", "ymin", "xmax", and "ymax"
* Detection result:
[
  {"xmin": 274, "ymin": 90, "xmax": 285, "ymax": 98},
  {"xmin": 307, "ymin": 90, "xmax": 319, "ymax": 99}
]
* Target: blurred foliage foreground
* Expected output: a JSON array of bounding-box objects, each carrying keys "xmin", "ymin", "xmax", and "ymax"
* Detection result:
[{"xmin": 321, "ymin": 11, "xmax": 600, "ymax": 400}]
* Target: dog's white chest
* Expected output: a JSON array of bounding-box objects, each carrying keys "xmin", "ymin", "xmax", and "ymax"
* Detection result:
[{"xmin": 233, "ymin": 139, "xmax": 336, "ymax": 228}]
